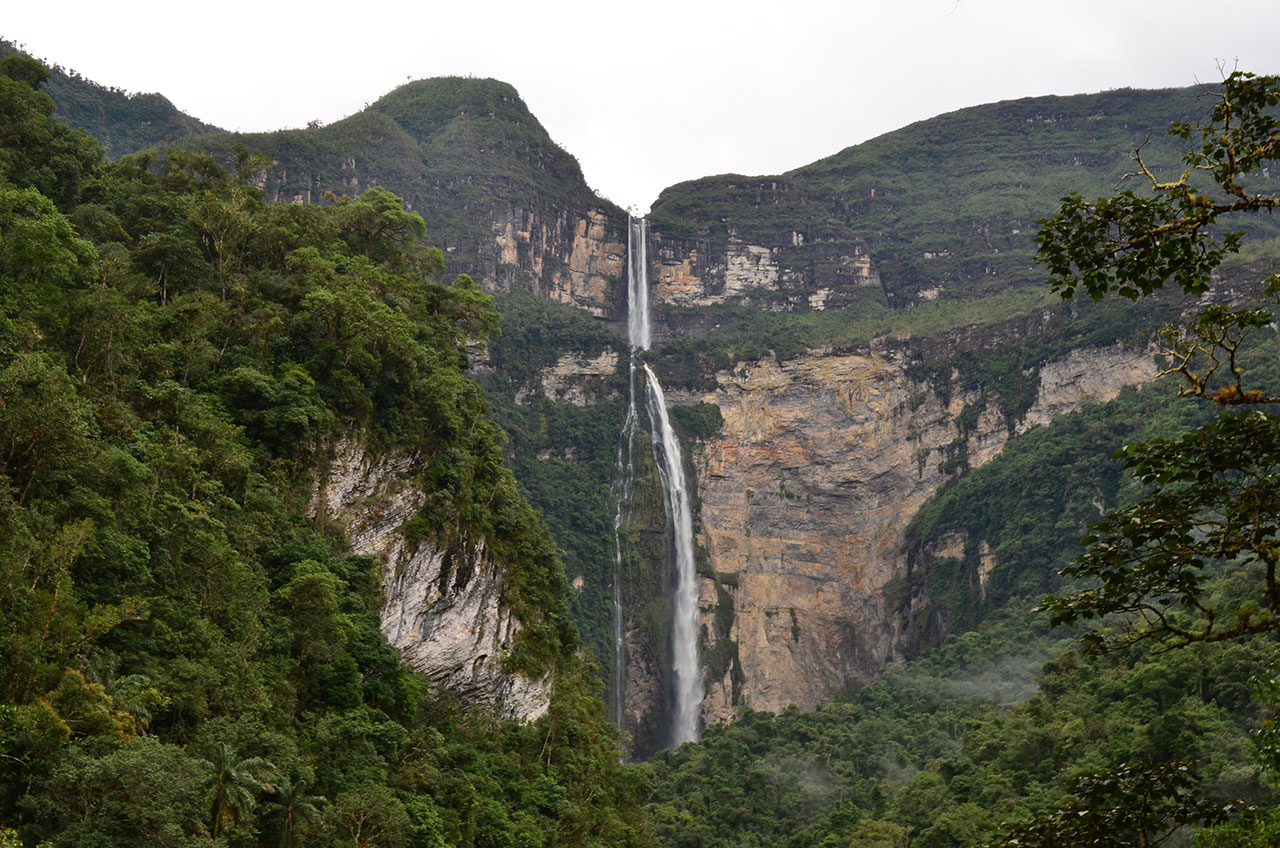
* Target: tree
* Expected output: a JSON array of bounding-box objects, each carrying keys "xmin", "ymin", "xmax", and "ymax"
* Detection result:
[
  {"xmin": 0, "ymin": 57, "xmax": 100, "ymax": 210},
  {"xmin": 993, "ymin": 761, "xmax": 1242, "ymax": 848},
  {"xmin": 199, "ymin": 742, "xmax": 276, "ymax": 838},
  {"xmin": 264, "ymin": 775, "xmax": 325, "ymax": 848},
  {"xmin": 988, "ymin": 70, "xmax": 1280, "ymax": 847},
  {"xmin": 25, "ymin": 737, "xmax": 210, "ymax": 847},
  {"xmin": 1034, "ymin": 71, "xmax": 1280, "ymax": 653}
]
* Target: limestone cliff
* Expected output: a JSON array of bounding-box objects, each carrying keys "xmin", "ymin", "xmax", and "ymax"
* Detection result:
[
  {"xmin": 491, "ymin": 207, "xmax": 627, "ymax": 317},
  {"xmin": 1017, "ymin": 343, "xmax": 1160, "ymax": 433},
  {"xmin": 514, "ymin": 349, "xmax": 621, "ymax": 406},
  {"xmin": 186, "ymin": 78, "xmax": 632, "ymax": 319},
  {"xmin": 683, "ymin": 342, "xmax": 1157, "ymax": 723},
  {"xmin": 310, "ymin": 439, "xmax": 551, "ymax": 721},
  {"xmin": 253, "ymin": 164, "xmax": 627, "ymax": 316},
  {"xmin": 649, "ymin": 225, "xmax": 879, "ymax": 316}
]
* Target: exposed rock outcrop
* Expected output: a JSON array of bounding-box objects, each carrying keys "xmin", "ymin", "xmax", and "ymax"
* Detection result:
[
  {"xmin": 311, "ymin": 440, "xmax": 551, "ymax": 721},
  {"xmin": 491, "ymin": 206, "xmax": 627, "ymax": 316},
  {"xmin": 650, "ymin": 230, "xmax": 879, "ymax": 314},
  {"xmin": 685, "ymin": 343, "xmax": 1157, "ymax": 723},
  {"xmin": 515, "ymin": 349, "xmax": 621, "ymax": 406},
  {"xmin": 1018, "ymin": 343, "xmax": 1159, "ymax": 432}
]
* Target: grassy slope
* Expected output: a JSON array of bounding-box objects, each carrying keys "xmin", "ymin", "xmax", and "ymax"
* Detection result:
[
  {"xmin": 184, "ymin": 76, "xmax": 624, "ymax": 274},
  {"xmin": 650, "ymin": 86, "xmax": 1204, "ymax": 305}
]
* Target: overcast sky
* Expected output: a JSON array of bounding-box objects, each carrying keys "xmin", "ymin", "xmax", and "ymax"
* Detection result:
[{"xmin": 7, "ymin": 1, "xmax": 1280, "ymax": 211}]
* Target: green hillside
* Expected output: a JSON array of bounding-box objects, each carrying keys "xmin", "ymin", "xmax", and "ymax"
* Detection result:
[
  {"xmin": 0, "ymin": 39, "xmax": 220, "ymax": 157},
  {"xmin": 10, "ymin": 36, "xmax": 1280, "ymax": 848},
  {"xmin": 0, "ymin": 51, "xmax": 649, "ymax": 847},
  {"xmin": 184, "ymin": 77, "xmax": 624, "ymax": 282},
  {"xmin": 650, "ymin": 87, "xmax": 1205, "ymax": 306},
  {"xmin": 2, "ymin": 44, "xmax": 626, "ymax": 298}
]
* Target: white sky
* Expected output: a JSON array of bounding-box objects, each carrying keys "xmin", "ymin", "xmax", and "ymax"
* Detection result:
[{"xmin": 6, "ymin": 1, "xmax": 1279, "ymax": 212}]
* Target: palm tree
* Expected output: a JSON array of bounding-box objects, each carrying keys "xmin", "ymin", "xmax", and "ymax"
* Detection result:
[
  {"xmin": 271, "ymin": 776, "xmax": 325, "ymax": 848},
  {"xmin": 199, "ymin": 742, "xmax": 277, "ymax": 838}
]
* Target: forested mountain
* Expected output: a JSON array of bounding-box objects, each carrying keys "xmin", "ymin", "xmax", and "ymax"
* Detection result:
[
  {"xmin": 0, "ymin": 50, "xmax": 648, "ymax": 846},
  {"xmin": 0, "ymin": 40, "xmax": 220, "ymax": 157},
  {"xmin": 5, "ymin": 38, "xmax": 1280, "ymax": 848},
  {"xmin": 183, "ymin": 77, "xmax": 628, "ymax": 320}
]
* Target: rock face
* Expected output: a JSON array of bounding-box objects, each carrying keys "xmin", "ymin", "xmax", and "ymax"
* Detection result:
[
  {"xmin": 189, "ymin": 78, "xmax": 633, "ymax": 321},
  {"xmin": 684, "ymin": 343, "xmax": 1156, "ymax": 723},
  {"xmin": 650, "ymin": 228, "xmax": 879, "ymax": 315},
  {"xmin": 311, "ymin": 440, "xmax": 551, "ymax": 721},
  {"xmin": 515, "ymin": 349, "xmax": 621, "ymax": 406},
  {"xmin": 490, "ymin": 206, "xmax": 627, "ymax": 316},
  {"xmin": 1018, "ymin": 343, "xmax": 1160, "ymax": 433}
]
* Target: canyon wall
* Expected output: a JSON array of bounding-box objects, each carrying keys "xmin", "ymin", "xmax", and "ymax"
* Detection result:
[
  {"xmin": 688, "ymin": 342, "xmax": 1158, "ymax": 721},
  {"xmin": 519, "ymin": 324, "xmax": 1163, "ymax": 739},
  {"xmin": 489, "ymin": 206, "xmax": 626, "ymax": 317},
  {"xmin": 649, "ymin": 227, "xmax": 879, "ymax": 316},
  {"xmin": 254, "ymin": 149, "xmax": 630, "ymax": 318}
]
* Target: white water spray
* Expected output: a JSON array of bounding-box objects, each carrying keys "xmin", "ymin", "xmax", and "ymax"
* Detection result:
[
  {"xmin": 642, "ymin": 364, "xmax": 703, "ymax": 746},
  {"xmin": 627, "ymin": 217, "xmax": 650, "ymax": 351},
  {"xmin": 610, "ymin": 215, "xmax": 701, "ymax": 747},
  {"xmin": 608, "ymin": 220, "xmax": 646, "ymax": 728}
]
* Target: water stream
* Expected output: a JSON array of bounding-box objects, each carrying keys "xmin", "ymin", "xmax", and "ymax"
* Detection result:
[
  {"xmin": 611, "ymin": 215, "xmax": 701, "ymax": 747},
  {"xmin": 608, "ymin": 217, "xmax": 648, "ymax": 730}
]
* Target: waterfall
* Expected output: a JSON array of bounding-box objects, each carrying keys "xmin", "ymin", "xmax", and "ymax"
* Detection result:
[
  {"xmin": 642, "ymin": 364, "xmax": 703, "ymax": 747},
  {"xmin": 627, "ymin": 217, "xmax": 650, "ymax": 351},
  {"xmin": 609, "ymin": 219, "xmax": 646, "ymax": 730},
  {"xmin": 610, "ymin": 215, "xmax": 701, "ymax": 748}
]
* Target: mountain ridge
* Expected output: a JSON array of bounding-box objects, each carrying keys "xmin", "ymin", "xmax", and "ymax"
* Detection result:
[
  {"xmin": 0, "ymin": 39, "xmax": 221, "ymax": 157},
  {"xmin": 11, "ymin": 42, "xmax": 1256, "ymax": 738}
]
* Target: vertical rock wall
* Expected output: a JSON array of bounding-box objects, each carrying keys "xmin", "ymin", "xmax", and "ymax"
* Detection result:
[
  {"xmin": 311, "ymin": 440, "xmax": 552, "ymax": 721},
  {"xmin": 649, "ymin": 230, "xmax": 880, "ymax": 314},
  {"xmin": 489, "ymin": 206, "xmax": 628, "ymax": 317},
  {"xmin": 682, "ymin": 343, "xmax": 1157, "ymax": 724}
]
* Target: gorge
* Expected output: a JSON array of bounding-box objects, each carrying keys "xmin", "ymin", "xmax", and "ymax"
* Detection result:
[
  {"xmin": 7, "ymin": 42, "xmax": 1280, "ymax": 845},
  {"xmin": 149, "ymin": 72, "xmax": 1204, "ymax": 749}
]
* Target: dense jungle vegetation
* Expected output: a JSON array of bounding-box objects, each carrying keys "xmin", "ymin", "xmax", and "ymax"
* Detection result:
[
  {"xmin": 0, "ymin": 41, "xmax": 219, "ymax": 158},
  {"xmin": 641, "ymin": 386, "xmax": 1280, "ymax": 846},
  {"xmin": 0, "ymin": 53, "xmax": 651, "ymax": 847},
  {"xmin": 643, "ymin": 72, "xmax": 1280, "ymax": 848},
  {"xmin": 8, "ymin": 35, "xmax": 1280, "ymax": 848}
]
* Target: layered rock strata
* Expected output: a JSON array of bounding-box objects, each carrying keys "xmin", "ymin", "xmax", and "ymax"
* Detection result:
[
  {"xmin": 490, "ymin": 206, "xmax": 627, "ymax": 316},
  {"xmin": 689, "ymin": 343, "xmax": 1157, "ymax": 723},
  {"xmin": 650, "ymin": 230, "xmax": 879, "ymax": 313},
  {"xmin": 311, "ymin": 440, "xmax": 551, "ymax": 721},
  {"xmin": 514, "ymin": 349, "xmax": 621, "ymax": 406}
]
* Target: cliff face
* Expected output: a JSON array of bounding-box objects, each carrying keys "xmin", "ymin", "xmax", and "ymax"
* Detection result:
[
  {"xmin": 648, "ymin": 88, "xmax": 1200, "ymax": 310},
  {"xmin": 514, "ymin": 349, "xmax": 621, "ymax": 406},
  {"xmin": 251, "ymin": 158, "xmax": 628, "ymax": 318},
  {"xmin": 310, "ymin": 440, "xmax": 551, "ymax": 721},
  {"xmin": 649, "ymin": 225, "xmax": 879, "ymax": 316},
  {"xmin": 687, "ymin": 343, "xmax": 1156, "ymax": 722},
  {"xmin": 186, "ymin": 78, "xmax": 632, "ymax": 319},
  {"xmin": 1017, "ymin": 343, "xmax": 1159, "ymax": 433},
  {"xmin": 490, "ymin": 206, "xmax": 626, "ymax": 317}
]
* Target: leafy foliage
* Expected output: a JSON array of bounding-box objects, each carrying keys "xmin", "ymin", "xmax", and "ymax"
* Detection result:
[
  {"xmin": 0, "ymin": 39, "xmax": 219, "ymax": 159},
  {"xmin": 993, "ymin": 760, "xmax": 1243, "ymax": 848},
  {"xmin": 644, "ymin": 618, "xmax": 1274, "ymax": 848},
  {"xmin": 1045, "ymin": 411, "xmax": 1280, "ymax": 650},
  {"xmin": 0, "ymin": 55, "xmax": 650, "ymax": 847},
  {"xmin": 1031, "ymin": 73, "xmax": 1280, "ymax": 655},
  {"xmin": 976, "ymin": 71, "xmax": 1280, "ymax": 848},
  {"xmin": 642, "ymin": 72, "xmax": 1280, "ymax": 848}
]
